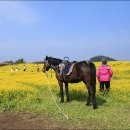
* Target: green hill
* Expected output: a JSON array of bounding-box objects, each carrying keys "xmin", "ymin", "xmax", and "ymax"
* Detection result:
[{"xmin": 89, "ymin": 55, "xmax": 117, "ymax": 62}]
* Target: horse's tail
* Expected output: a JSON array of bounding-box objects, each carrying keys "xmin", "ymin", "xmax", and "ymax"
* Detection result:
[{"xmin": 88, "ymin": 62, "xmax": 96, "ymax": 93}]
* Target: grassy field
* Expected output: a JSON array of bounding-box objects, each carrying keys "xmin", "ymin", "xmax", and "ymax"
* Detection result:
[{"xmin": 0, "ymin": 62, "xmax": 130, "ymax": 129}]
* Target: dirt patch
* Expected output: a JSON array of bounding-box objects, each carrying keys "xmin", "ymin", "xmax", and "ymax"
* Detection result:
[{"xmin": 0, "ymin": 112, "xmax": 69, "ymax": 130}]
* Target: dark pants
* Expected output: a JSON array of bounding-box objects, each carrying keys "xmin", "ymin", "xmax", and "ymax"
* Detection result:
[{"xmin": 100, "ymin": 81, "xmax": 110, "ymax": 91}]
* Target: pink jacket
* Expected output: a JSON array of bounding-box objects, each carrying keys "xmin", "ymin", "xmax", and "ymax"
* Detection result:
[{"xmin": 96, "ymin": 65, "xmax": 113, "ymax": 82}]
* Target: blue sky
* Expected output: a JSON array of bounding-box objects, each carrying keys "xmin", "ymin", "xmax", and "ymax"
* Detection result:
[{"xmin": 0, "ymin": 1, "xmax": 130, "ymax": 62}]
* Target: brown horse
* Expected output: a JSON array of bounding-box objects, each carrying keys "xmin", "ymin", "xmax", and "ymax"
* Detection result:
[{"xmin": 43, "ymin": 56, "xmax": 97, "ymax": 109}]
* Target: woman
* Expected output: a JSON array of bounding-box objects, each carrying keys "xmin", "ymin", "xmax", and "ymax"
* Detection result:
[{"xmin": 96, "ymin": 58, "xmax": 113, "ymax": 92}]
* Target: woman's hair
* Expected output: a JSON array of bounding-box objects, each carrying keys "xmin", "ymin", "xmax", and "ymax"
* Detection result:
[{"xmin": 102, "ymin": 58, "xmax": 107, "ymax": 65}]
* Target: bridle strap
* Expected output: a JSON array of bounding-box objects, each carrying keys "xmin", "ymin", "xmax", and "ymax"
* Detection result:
[
  {"xmin": 44, "ymin": 60, "xmax": 59, "ymax": 78},
  {"xmin": 44, "ymin": 60, "xmax": 59, "ymax": 69},
  {"xmin": 51, "ymin": 64, "xmax": 59, "ymax": 69}
]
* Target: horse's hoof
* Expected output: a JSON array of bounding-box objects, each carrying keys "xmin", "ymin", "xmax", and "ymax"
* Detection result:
[
  {"xmin": 65, "ymin": 100, "xmax": 70, "ymax": 103},
  {"xmin": 93, "ymin": 107, "xmax": 97, "ymax": 110},
  {"xmin": 93, "ymin": 105, "xmax": 98, "ymax": 109},
  {"xmin": 86, "ymin": 103, "xmax": 91, "ymax": 106},
  {"xmin": 60, "ymin": 100, "xmax": 64, "ymax": 103},
  {"xmin": 67, "ymin": 99, "xmax": 70, "ymax": 102}
]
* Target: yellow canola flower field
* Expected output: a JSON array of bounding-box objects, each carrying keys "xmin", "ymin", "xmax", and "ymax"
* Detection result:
[
  {"xmin": 0, "ymin": 61, "xmax": 130, "ymax": 98},
  {"xmin": 0, "ymin": 61, "xmax": 129, "ymax": 130},
  {"xmin": 0, "ymin": 64, "xmax": 57, "ymax": 95}
]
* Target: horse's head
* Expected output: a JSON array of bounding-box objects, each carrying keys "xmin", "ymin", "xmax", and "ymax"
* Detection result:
[
  {"xmin": 43, "ymin": 56, "xmax": 62, "ymax": 73},
  {"xmin": 43, "ymin": 56, "xmax": 51, "ymax": 73}
]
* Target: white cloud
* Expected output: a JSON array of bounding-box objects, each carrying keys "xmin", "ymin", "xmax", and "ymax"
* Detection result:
[{"xmin": 0, "ymin": 1, "xmax": 37, "ymax": 24}]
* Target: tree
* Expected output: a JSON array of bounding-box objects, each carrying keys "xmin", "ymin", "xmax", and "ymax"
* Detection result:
[
  {"xmin": 0, "ymin": 61, "xmax": 14, "ymax": 66},
  {"xmin": 15, "ymin": 58, "xmax": 25, "ymax": 64}
]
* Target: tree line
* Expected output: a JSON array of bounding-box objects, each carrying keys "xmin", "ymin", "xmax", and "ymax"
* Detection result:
[{"xmin": 0, "ymin": 55, "xmax": 117, "ymax": 66}]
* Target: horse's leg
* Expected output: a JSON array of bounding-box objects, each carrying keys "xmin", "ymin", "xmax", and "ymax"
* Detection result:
[
  {"xmin": 83, "ymin": 81, "xmax": 91, "ymax": 106},
  {"xmin": 65, "ymin": 82, "xmax": 70, "ymax": 102},
  {"xmin": 86, "ymin": 90, "xmax": 91, "ymax": 106},
  {"xmin": 84, "ymin": 81, "xmax": 97, "ymax": 109},
  {"xmin": 92, "ymin": 92, "xmax": 97, "ymax": 109},
  {"xmin": 88, "ymin": 83, "xmax": 97, "ymax": 109},
  {"xmin": 58, "ymin": 81, "xmax": 64, "ymax": 103}
]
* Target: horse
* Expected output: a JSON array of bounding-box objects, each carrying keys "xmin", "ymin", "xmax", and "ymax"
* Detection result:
[{"xmin": 43, "ymin": 56, "xmax": 97, "ymax": 109}]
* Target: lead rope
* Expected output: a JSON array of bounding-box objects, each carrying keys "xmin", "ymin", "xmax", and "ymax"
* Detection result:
[
  {"xmin": 45, "ymin": 68, "xmax": 52, "ymax": 78},
  {"xmin": 45, "ymin": 71, "xmax": 69, "ymax": 120},
  {"xmin": 51, "ymin": 68, "xmax": 52, "ymax": 78}
]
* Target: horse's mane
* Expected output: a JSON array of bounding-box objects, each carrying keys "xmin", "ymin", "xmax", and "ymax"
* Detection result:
[
  {"xmin": 47, "ymin": 56, "xmax": 62, "ymax": 65},
  {"xmin": 48, "ymin": 57, "xmax": 62, "ymax": 61}
]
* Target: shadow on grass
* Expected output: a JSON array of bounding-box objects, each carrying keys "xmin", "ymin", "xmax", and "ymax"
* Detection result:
[
  {"xmin": 19, "ymin": 82, "xmax": 107, "ymax": 106},
  {"xmin": 56, "ymin": 89, "xmax": 107, "ymax": 106}
]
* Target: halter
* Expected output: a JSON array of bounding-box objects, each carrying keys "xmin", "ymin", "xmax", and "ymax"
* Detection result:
[
  {"xmin": 44, "ymin": 60, "xmax": 59, "ymax": 70},
  {"xmin": 51, "ymin": 64, "xmax": 59, "ymax": 69},
  {"xmin": 44, "ymin": 60, "xmax": 59, "ymax": 78}
]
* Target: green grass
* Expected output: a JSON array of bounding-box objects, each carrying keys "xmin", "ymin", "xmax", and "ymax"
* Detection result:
[{"xmin": 0, "ymin": 82, "xmax": 129, "ymax": 129}]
